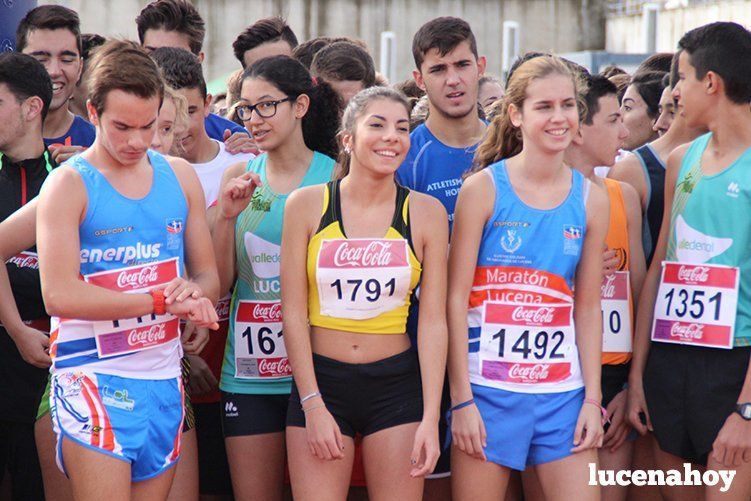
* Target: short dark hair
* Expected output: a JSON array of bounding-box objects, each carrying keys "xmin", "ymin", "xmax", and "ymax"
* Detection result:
[
  {"xmin": 87, "ymin": 40, "xmax": 164, "ymax": 116},
  {"xmin": 412, "ymin": 16, "xmax": 478, "ymax": 70},
  {"xmin": 233, "ymin": 17, "xmax": 298, "ymax": 68},
  {"xmin": 292, "ymin": 36, "xmax": 333, "ymax": 69},
  {"xmin": 669, "ymin": 50, "xmax": 681, "ymax": 89},
  {"xmin": 311, "ymin": 41, "xmax": 376, "ymax": 88},
  {"xmin": 636, "ymin": 52, "xmax": 673, "ymax": 75},
  {"xmin": 0, "ymin": 52, "xmax": 53, "ymax": 121},
  {"xmin": 136, "ymin": 0, "xmax": 205, "ymax": 55},
  {"xmin": 150, "ymin": 47, "xmax": 207, "ymax": 98},
  {"xmin": 16, "ymin": 5, "xmax": 82, "ymax": 55},
  {"xmin": 81, "ymin": 33, "xmax": 106, "ymax": 61},
  {"xmin": 609, "ymin": 73, "xmax": 630, "ymax": 105},
  {"xmin": 678, "ymin": 22, "xmax": 751, "ymax": 104},
  {"xmin": 629, "ymin": 71, "xmax": 666, "ymax": 119},
  {"xmin": 582, "ymin": 75, "xmax": 618, "ymax": 124}
]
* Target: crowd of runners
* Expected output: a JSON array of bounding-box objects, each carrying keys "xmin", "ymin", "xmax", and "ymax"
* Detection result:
[{"xmin": 1, "ymin": 1, "xmax": 750, "ymax": 500}]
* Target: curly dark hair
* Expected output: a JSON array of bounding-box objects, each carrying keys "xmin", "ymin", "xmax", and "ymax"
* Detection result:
[{"xmin": 244, "ymin": 55, "xmax": 342, "ymax": 159}]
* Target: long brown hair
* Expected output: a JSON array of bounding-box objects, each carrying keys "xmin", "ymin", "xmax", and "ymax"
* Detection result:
[{"xmin": 472, "ymin": 55, "xmax": 585, "ymax": 173}]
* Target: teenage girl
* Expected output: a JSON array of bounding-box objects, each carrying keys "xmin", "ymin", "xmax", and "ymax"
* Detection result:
[
  {"xmin": 212, "ymin": 55, "xmax": 341, "ymax": 501},
  {"xmin": 447, "ymin": 55, "xmax": 608, "ymax": 501},
  {"xmin": 281, "ymin": 86, "xmax": 448, "ymax": 500}
]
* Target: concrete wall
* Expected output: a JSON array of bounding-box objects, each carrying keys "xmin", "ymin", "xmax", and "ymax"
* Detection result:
[
  {"xmin": 605, "ymin": 0, "xmax": 751, "ymax": 53},
  {"xmin": 51, "ymin": 0, "xmax": 606, "ymax": 85}
]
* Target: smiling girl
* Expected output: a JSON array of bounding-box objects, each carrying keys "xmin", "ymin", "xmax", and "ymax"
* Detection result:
[
  {"xmin": 447, "ymin": 55, "xmax": 608, "ymax": 500},
  {"xmin": 281, "ymin": 86, "xmax": 448, "ymax": 500},
  {"xmin": 211, "ymin": 55, "xmax": 341, "ymax": 501}
]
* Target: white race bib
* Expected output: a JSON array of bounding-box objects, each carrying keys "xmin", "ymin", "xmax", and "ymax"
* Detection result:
[
  {"xmin": 651, "ymin": 262, "xmax": 739, "ymax": 349},
  {"xmin": 316, "ymin": 239, "xmax": 412, "ymax": 320},
  {"xmin": 233, "ymin": 300, "xmax": 290, "ymax": 379},
  {"xmin": 85, "ymin": 258, "xmax": 181, "ymax": 358},
  {"xmin": 478, "ymin": 301, "xmax": 577, "ymax": 387},
  {"xmin": 601, "ymin": 271, "xmax": 632, "ymax": 353}
]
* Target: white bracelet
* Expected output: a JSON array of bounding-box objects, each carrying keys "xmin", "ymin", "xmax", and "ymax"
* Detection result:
[{"xmin": 300, "ymin": 391, "xmax": 321, "ymax": 406}]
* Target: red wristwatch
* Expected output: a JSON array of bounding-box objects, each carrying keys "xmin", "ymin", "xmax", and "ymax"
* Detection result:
[{"xmin": 150, "ymin": 289, "xmax": 166, "ymax": 315}]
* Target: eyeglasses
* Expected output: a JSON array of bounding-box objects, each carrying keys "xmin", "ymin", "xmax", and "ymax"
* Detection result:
[{"xmin": 236, "ymin": 97, "xmax": 295, "ymax": 121}]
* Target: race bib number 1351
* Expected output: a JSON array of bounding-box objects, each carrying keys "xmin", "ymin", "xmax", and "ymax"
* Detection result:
[{"xmin": 651, "ymin": 262, "xmax": 739, "ymax": 349}]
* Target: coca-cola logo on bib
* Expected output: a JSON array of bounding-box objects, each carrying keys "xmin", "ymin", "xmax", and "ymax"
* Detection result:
[
  {"xmin": 508, "ymin": 363, "xmax": 550, "ymax": 381},
  {"xmin": 259, "ymin": 357, "xmax": 291, "ymax": 377},
  {"xmin": 116, "ymin": 265, "xmax": 159, "ymax": 289},
  {"xmin": 127, "ymin": 323, "xmax": 168, "ymax": 346},
  {"xmin": 333, "ymin": 241, "xmax": 395, "ymax": 267},
  {"xmin": 253, "ymin": 302, "xmax": 282, "ymax": 322},
  {"xmin": 7, "ymin": 252, "xmax": 38, "ymax": 269},
  {"xmin": 601, "ymin": 274, "xmax": 617, "ymax": 299},
  {"xmin": 216, "ymin": 298, "xmax": 231, "ymax": 320},
  {"xmin": 677, "ymin": 266, "xmax": 709, "ymax": 284},
  {"xmin": 670, "ymin": 322, "xmax": 703, "ymax": 341},
  {"xmin": 511, "ymin": 306, "xmax": 555, "ymax": 324}
]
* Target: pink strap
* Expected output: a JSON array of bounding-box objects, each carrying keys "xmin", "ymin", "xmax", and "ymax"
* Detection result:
[{"xmin": 584, "ymin": 398, "xmax": 610, "ymax": 426}]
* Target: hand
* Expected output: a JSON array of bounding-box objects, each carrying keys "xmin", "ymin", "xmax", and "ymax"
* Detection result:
[
  {"xmin": 572, "ymin": 401, "xmax": 604, "ymax": 452},
  {"xmin": 451, "ymin": 402, "xmax": 487, "ymax": 461},
  {"xmin": 219, "ymin": 171, "xmax": 262, "ymax": 219},
  {"xmin": 49, "ymin": 144, "xmax": 86, "ymax": 164},
  {"xmin": 186, "ymin": 354, "xmax": 218, "ymax": 396},
  {"xmin": 603, "ymin": 246, "xmax": 619, "ymax": 277},
  {"xmin": 162, "ymin": 277, "xmax": 203, "ymax": 305},
  {"xmin": 603, "ymin": 389, "xmax": 632, "ymax": 452},
  {"xmin": 711, "ymin": 413, "xmax": 751, "ymax": 467},
  {"xmin": 181, "ymin": 321, "xmax": 210, "ymax": 355},
  {"xmin": 410, "ymin": 419, "xmax": 440, "ymax": 477},
  {"xmin": 304, "ymin": 402, "xmax": 345, "ymax": 460},
  {"xmin": 222, "ymin": 129, "xmax": 256, "ymax": 155},
  {"xmin": 9, "ymin": 325, "xmax": 51, "ymax": 368},
  {"xmin": 167, "ymin": 296, "xmax": 219, "ymax": 330},
  {"xmin": 626, "ymin": 379, "xmax": 653, "ymax": 435}
]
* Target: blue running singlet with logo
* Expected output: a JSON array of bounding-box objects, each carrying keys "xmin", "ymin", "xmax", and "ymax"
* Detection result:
[
  {"xmin": 50, "ymin": 151, "xmax": 188, "ymax": 378},
  {"xmin": 468, "ymin": 161, "xmax": 589, "ymax": 393}
]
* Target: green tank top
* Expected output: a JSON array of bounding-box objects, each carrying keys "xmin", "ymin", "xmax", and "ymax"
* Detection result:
[
  {"xmin": 220, "ymin": 151, "xmax": 335, "ymax": 393},
  {"xmin": 667, "ymin": 133, "xmax": 751, "ymax": 347}
]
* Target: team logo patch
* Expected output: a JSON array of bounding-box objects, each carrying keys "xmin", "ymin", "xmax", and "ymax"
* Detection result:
[
  {"xmin": 166, "ymin": 218, "xmax": 184, "ymax": 250},
  {"xmin": 563, "ymin": 225, "xmax": 582, "ymax": 240},
  {"xmin": 563, "ymin": 224, "xmax": 582, "ymax": 256},
  {"xmin": 501, "ymin": 229, "xmax": 523, "ymax": 253},
  {"xmin": 166, "ymin": 218, "xmax": 184, "ymax": 234}
]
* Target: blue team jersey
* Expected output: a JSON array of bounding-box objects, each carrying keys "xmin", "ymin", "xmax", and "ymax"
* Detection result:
[
  {"xmin": 396, "ymin": 123, "xmax": 479, "ymax": 232},
  {"xmin": 204, "ymin": 113, "xmax": 247, "ymax": 141},
  {"xmin": 44, "ymin": 115, "xmax": 96, "ymax": 149},
  {"xmin": 396, "ymin": 123, "xmax": 479, "ymax": 347}
]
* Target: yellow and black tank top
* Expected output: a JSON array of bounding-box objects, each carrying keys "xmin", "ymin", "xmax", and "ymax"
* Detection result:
[{"xmin": 307, "ymin": 180, "xmax": 422, "ymax": 334}]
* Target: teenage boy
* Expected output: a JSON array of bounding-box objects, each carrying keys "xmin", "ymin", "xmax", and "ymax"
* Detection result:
[
  {"xmin": 16, "ymin": 5, "xmax": 95, "ymax": 163},
  {"xmin": 36, "ymin": 39, "xmax": 219, "ymax": 499},
  {"xmin": 151, "ymin": 47, "xmax": 255, "ymax": 208},
  {"xmin": 396, "ymin": 16, "xmax": 486, "ymax": 500},
  {"xmin": 233, "ymin": 17, "xmax": 298, "ymax": 69},
  {"xmin": 628, "ymin": 22, "xmax": 751, "ymax": 500},
  {"xmin": 136, "ymin": 0, "xmax": 250, "ymax": 145},
  {"xmin": 0, "ymin": 52, "xmax": 55, "ymax": 501},
  {"xmin": 564, "ymin": 74, "xmax": 645, "ymax": 501}
]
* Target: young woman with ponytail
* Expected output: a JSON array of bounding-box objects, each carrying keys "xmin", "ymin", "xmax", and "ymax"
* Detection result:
[
  {"xmin": 281, "ymin": 86, "xmax": 448, "ymax": 500},
  {"xmin": 211, "ymin": 55, "xmax": 341, "ymax": 501},
  {"xmin": 447, "ymin": 55, "xmax": 608, "ymax": 500}
]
